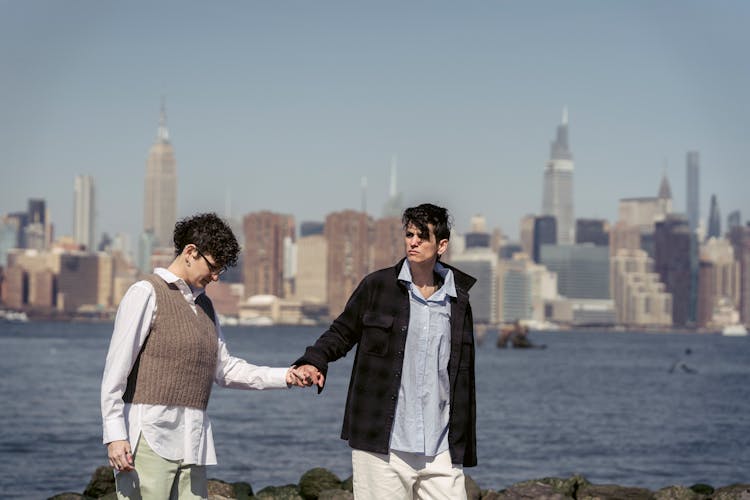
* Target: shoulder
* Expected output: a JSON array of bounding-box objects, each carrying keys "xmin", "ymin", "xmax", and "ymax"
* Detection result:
[
  {"xmin": 361, "ymin": 261, "xmax": 402, "ymax": 288},
  {"xmin": 126, "ymin": 279, "xmax": 156, "ymax": 296},
  {"xmin": 442, "ymin": 262, "xmax": 476, "ymax": 292},
  {"xmin": 117, "ymin": 279, "xmax": 157, "ymax": 312}
]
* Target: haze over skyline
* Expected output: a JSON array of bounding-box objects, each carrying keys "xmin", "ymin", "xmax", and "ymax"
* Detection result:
[{"xmin": 2, "ymin": 1, "xmax": 748, "ymax": 246}]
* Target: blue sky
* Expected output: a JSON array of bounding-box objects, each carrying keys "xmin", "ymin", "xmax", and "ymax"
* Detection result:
[{"xmin": 1, "ymin": 1, "xmax": 748, "ymax": 245}]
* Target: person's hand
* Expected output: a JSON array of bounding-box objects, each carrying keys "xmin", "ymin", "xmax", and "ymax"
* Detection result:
[
  {"xmin": 286, "ymin": 366, "xmax": 310, "ymax": 387},
  {"xmin": 107, "ymin": 440, "xmax": 134, "ymax": 472},
  {"xmin": 296, "ymin": 364, "xmax": 325, "ymax": 388}
]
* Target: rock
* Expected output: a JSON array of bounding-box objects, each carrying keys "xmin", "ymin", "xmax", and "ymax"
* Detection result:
[
  {"xmin": 317, "ymin": 489, "xmax": 353, "ymax": 500},
  {"xmin": 255, "ymin": 484, "xmax": 303, "ymax": 500},
  {"xmin": 100, "ymin": 493, "xmax": 118, "ymax": 500},
  {"xmin": 341, "ymin": 475, "xmax": 353, "ymax": 493},
  {"xmin": 466, "ymin": 474, "xmax": 481, "ymax": 500},
  {"xmin": 712, "ymin": 484, "xmax": 750, "ymax": 499},
  {"xmin": 654, "ymin": 485, "xmax": 705, "ymax": 499},
  {"xmin": 480, "ymin": 490, "xmax": 503, "ymax": 500},
  {"xmin": 47, "ymin": 494, "xmax": 89, "ymax": 500},
  {"xmin": 233, "ymin": 481, "xmax": 254, "ymax": 499},
  {"xmin": 298, "ymin": 468, "xmax": 342, "ymax": 499},
  {"xmin": 500, "ymin": 482, "xmax": 572, "ymax": 499},
  {"xmin": 689, "ymin": 484, "xmax": 714, "ymax": 495},
  {"xmin": 510, "ymin": 475, "xmax": 588, "ymax": 498},
  {"xmin": 209, "ymin": 478, "xmax": 237, "ymax": 498},
  {"xmin": 82, "ymin": 465, "xmax": 116, "ymax": 498},
  {"xmin": 577, "ymin": 483, "xmax": 655, "ymax": 500}
]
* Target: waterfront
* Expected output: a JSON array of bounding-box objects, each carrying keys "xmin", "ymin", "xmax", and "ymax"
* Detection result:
[{"xmin": 1, "ymin": 322, "xmax": 748, "ymax": 498}]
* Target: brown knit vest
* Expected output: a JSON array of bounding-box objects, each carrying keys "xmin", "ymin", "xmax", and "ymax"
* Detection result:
[{"xmin": 123, "ymin": 275, "xmax": 218, "ymax": 410}]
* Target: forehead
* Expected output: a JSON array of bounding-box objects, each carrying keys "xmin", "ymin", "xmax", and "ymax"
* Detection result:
[{"xmin": 405, "ymin": 222, "xmax": 436, "ymax": 237}]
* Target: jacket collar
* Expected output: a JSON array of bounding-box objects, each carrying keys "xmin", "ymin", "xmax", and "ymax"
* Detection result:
[{"xmin": 393, "ymin": 257, "xmax": 476, "ymax": 294}]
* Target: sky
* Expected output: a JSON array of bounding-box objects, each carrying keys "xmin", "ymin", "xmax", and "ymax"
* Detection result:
[{"xmin": 1, "ymin": 1, "xmax": 749, "ymax": 248}]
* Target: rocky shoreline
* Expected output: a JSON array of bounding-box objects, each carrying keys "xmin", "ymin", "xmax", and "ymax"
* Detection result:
[{"xmin": 49, "ymin": 466, "xmax": 750, "ymax": 499}]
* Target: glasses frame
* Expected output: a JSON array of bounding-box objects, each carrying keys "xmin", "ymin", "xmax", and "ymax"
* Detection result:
[{"xmin": 195, "ymin": 247, "xmax": 226, "ymax": 276}]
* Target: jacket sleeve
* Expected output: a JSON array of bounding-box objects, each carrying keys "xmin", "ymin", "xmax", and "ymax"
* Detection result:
[{"xmin": 292, "ymin": 277, "xmax": 369, "ymax": 388}]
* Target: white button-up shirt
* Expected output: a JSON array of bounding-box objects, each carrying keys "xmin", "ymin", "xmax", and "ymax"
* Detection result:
[{"xmin": 101, "ymin": 268, "xmax": 289, "ymax": 465}]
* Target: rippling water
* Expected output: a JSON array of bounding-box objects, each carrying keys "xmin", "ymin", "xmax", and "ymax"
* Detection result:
[{"xmin": 1, "ymin": 321, "xmax": 748, "ymax": 498}]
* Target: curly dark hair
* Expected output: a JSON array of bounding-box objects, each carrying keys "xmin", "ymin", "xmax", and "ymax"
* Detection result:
[
  {"xmin": 173, "ymin": 213, "xmax": 240, "ymax": 268},
  {"xmin": 402, "ymin": 203, "xmax": 452, "ymax": 242}
]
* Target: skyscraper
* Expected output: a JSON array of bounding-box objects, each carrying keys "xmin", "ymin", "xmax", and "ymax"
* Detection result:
[
  {"xmin": 532, "ymin": 215, "xmax": 557, "ymax": 263},
  {"xmin": 654, "ymin": 214, "xmax": 695, "ymax": 326},
  {"xmin": 727, "ymin": 211, "xmax": 741, "ymax": 231},
  {"xmin": 143, "ymin": 101, "xmax": 177, "ymax": 247},
  {"xmin": 325, "ymin": 210, "xmax": 371, "ymax": 318},
  {"xmin": 74, "ymin": 175, "xmax": 95, "ymax": 250},
  {"xmin": 576, "ymin": 218, "xmax": 609, "ymax": 246},
  {"xmin": 243, "ymin": 211, "xmax": 295, "ymax": 299},
  {"xmin": 686, "ymin": 151, "xmax": 700, "ymax": 233},
  {"xmin": 372, "ymin": 217, "xmax": 403, "ymax": 270},
  {"xmin": 706, "ymin": 194, "xmax": 721, "ymax": 240},
  {"xmin": 26, "ymin": 198, "xmax": 50, "ymax": 250},
  {"xmin": 542, "ymin": 108, "xmax": 575, "ymax": 244},
  {"xmin": 381, "ymin": 155, "xmax": 404, "ymax": 218}
]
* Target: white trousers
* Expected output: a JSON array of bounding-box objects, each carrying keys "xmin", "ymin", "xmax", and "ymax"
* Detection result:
[{"xmin": 352, "ymin": 449, "xmax": 466, "ymax": 500}]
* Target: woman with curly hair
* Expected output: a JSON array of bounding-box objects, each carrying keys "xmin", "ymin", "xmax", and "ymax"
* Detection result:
[{"xmin": 101, "ymin": 212, "xmax": 308, "ymax": 499}]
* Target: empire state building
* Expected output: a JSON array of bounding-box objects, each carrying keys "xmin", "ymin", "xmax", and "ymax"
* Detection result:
[
  {"xmin": 143, "ymin": 102, "xmax": 177, "ymax": 247},
  {"xmin": 542, "ymin": 108, "xmax": 575, "ymax": 244}
]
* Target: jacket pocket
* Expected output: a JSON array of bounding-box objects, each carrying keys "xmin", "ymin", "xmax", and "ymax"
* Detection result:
[{"xmin": 360, "ymin": 312, "xmax": 394, "ymax": 357}]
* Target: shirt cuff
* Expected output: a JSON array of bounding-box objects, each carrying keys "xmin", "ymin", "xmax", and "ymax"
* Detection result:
[
  {"xmin": 102, "ymin": 417, "xmax": 128, "ymax": 444},
  {"xmin": 267, "ymin": 367, "xmax": 292, "ymax": 389}
]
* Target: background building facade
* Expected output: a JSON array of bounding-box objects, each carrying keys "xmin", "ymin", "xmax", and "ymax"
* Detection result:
[
  {"xmin": 243, "ymin": 211, "xmax": 295, "ymax": 299},
  {"xmin": 325, "ymin": 210, "xmax": 372, "ymax": 318}
]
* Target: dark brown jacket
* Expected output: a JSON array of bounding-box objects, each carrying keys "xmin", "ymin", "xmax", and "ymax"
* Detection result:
[{"xmin": 294, "ymin": 259, "xmax": 477, "ymax": 466}]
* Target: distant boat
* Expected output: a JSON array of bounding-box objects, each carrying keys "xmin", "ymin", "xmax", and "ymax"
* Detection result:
[
  {"xmin": 722, "ymin": 324, "xmax": 748, "ymax": 337},
  {"xmin": 497, "ymin": 321, "xmax": 546, "ymax": 349},
  {"xmin": 0, "ymin": 310, "xmax": 29, "ymax": 322}
]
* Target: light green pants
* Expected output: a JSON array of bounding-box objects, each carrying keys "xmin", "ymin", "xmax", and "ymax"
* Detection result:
[{"xmin": 115, "ymin": 435, "xmax": 208, "ymax": 500}]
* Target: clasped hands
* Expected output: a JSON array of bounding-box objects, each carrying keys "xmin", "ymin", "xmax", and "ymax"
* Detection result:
[{"xmin": 286, "ymin": 364, "xmax": 325, "ymax": 388}]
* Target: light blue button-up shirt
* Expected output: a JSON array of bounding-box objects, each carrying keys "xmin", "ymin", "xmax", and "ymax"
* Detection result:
[{"xmin": 389, "ymin": 260, "xmax": 457, "ymax": 456}]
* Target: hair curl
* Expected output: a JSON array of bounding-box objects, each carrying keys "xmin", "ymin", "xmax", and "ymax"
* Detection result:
[
  {"xmin": 173, "ymin": 213, "xmax": 240, "ymax": 268},
  {"xmin": 402, "ymin": 203, "xmax": 452, "ymax": 242}
]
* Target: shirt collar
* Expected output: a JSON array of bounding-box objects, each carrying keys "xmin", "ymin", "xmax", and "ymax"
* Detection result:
[
  {"xmin": 398, "ymin": 260, "xmax": 457, "ymax": 299},
  {"xmin": 154, "ymin": 267, "xmax": 205, "ymax": 297}
]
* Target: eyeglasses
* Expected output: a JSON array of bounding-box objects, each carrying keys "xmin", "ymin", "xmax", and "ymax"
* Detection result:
[{"xmin": 195, "ymin": 248, "xmax": 227, "ymax": 276}]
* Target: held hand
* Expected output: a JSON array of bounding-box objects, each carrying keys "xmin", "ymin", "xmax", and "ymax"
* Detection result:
[
  {"xmin": 297, "ymin": 364, "xmax": 325, "ymax": 388},
  {"xmin": 107, "ymin": 440, "xmax": 134, "ymax": 472},
  {"xmin": 286, "ymin": 366, "xmax": 310, "ymax": 387}
]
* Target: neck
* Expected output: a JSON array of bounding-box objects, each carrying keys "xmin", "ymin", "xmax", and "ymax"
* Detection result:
[
  {"xmin": 409, "ymin": 259, "xmax": 436, "ymax": 287},
  {"xmin": 167, "ymin": 258, "xmax": 188, "ymax": 282}
]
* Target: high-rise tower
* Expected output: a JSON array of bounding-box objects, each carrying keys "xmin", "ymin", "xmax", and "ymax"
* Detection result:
[
  {"xmin": 542, "ymin": 108, "xmax": 575, "ymax": 244},
  {"xmin": 143, "ymin": 100, "xmax": 177, "ymax": 247},
  {"xmin": 74, "ymin": 175, "xmax": 95, "ymax": 250},
  {"xmin": 242, "ymin": 211, "xmax": 295, "ymax": 299},
  {"xmin": 707, "ymin": 194, "xmax": 721, "ymax": 240},
  {"xmin": 382, "ymin": 155, "xmax": 404, "ymax": 218},
  {"xmin": 686, "ymin": 151, "xmax": 700, "ymax": 233}
]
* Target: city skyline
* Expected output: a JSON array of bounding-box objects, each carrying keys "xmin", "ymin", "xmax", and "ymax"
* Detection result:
[{"xmin": 2, "ymin": 2, "xmax": 749, "ymax": 244}]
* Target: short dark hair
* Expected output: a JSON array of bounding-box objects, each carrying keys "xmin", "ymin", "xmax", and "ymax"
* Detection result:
[
  {"xmin": 173, "ymin": 213, "xmax": 240, "ymax": 268},
  {"xmin": 402, "ymin": 203, "xmax": 452, "ymax": 242}
]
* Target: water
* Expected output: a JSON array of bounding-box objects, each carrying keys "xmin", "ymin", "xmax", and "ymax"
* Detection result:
[{"xmin": 1, "ymin": 322, "xmax": 748, "ymax": 498}]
